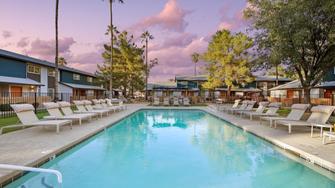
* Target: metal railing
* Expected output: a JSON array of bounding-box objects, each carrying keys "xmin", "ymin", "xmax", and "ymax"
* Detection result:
[{"xmin": 0, "ymin": 164, "xmax": 62, "ymax": 185}]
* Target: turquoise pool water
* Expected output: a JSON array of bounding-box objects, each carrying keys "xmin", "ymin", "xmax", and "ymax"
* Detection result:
[{"xmin": 6, "ymin": 110, "xmax": 335, "ymax": 188}]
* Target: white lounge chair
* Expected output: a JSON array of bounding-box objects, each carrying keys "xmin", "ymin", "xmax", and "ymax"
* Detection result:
[
  {"xmin": 99, "ymin": 99, "xmax": 119, "ymax": 112},
  {"xmin": 73, "ymin": 100, "xmax": 108, "ymax": 118},
  {"xmin": 163, "ymin": 97, "xmax": 170, "ymax": 106},
  {"xmin": 276, "ymin": 105, "xmax": 335, "ymax": 134},
  {"xmin": 220, "ymin": 99, "xmax": 240, "ymax": 112},
  {"xmin": 58, "ymin": 101, "xmax": 97, "ymax": 120},
  {"xmin": 260, "ymin": 104, "xmax": 310, "ymax": 127},
  {"xmin": 234, "ymin": 101, "xmax": 256, "ymax": 115},
  {"xmin": 118, "ymin": 100, "xmax": 127, "ymax": 110},
  {"xmin": 105, "ymin": 99, "xmax": 122, "ymax": 111},
  {"xmin": 173, "ymin": 97, "xmax": 180, "ymax": 106},
  {"xmin": 228, "ymin": 100, "xmax": 250, "ymax": 114},
  {"xmin": 323, "ymin": 132, "xmax": 335, "ymax": 144},
  {"xmin": 0, "ymin": 104, "xmax": 72, "ymax": 134},
  {"xmin": 43, "ymin": 102, "xmax": 92, "ymax": 125},
  {"xmin": 239, "ymin": 101, "xmax": 269, "ymax": 117},
  {"xmin": 183, "ymin": 97, "xmax": 190, "ymax": 106},
  {"xmin": 153, "ymin": 97, "xmax": 160, "ymax": 106},
  {"xmin": 244, "ymin": 102, "xmax": 281, "ymax": 120},
  {"xmin": 92, "ymin": 99, "xmax": 115, "ymax": 112}
]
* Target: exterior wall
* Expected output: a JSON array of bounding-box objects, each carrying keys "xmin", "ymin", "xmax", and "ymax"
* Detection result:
[
  {"xmin": 60, "ymin": 70, "xmax": 96, "ymax": 86},
  {"xmin": 59, "ymin": 84, "xmax": 73, "ymax": 94},
  {"xmin": 0, "ymin": 57, "xmax": 26, "ymax": 78},
  {"xmin": 40, "ymin": 67, "xmax": 48, "ymax": 93}
]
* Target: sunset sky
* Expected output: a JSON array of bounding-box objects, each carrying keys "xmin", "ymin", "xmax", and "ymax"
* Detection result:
[{"xmin": 0, "ymin": 0, "xmax": 248, "ymax": 82}]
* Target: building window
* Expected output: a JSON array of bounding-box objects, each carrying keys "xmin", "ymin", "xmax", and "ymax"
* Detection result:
[
  {"xmin": 73, "ymin": 74, "xmax": 80, "ymax": 80},
  {"xmin": 87, "ymin": 77, "xmax": 93, "ymax": 83},
  {"xmin": 27, "ymin": 64, "xmax": 41, "ymax": 74},
  {"xmin": 48, "ymin": 69, "xmax": 56, "ymax": 77}
]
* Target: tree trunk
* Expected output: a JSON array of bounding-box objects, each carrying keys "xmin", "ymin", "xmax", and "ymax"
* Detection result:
[
  {"xmin": 145, "ymin": 38, "xmax": 149, "ymax": 101},
  {"xmin": 109, "ymin": 0, "xmax": 114, "ymax": 98},
  {"xmin": 227, "ymin": 85, "xmax": 231, "ymax": 102},
  {"xmin": 54, "ymin": 0, "xmax": 59, "ymax": 101},
  {"xmin": 303, "ymin": 87, "xmax": 311, "ymax": 104},
  {"xmin": 275, "ymin": 64, "xmax": 279, "ymax": 86},
  {"xmin": 194, "ymin": 63, "xmax": 197, "ymax": 76}
]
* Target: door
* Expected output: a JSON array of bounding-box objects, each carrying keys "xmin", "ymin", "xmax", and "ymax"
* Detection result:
[{"xmin": 11, "ymin": 86, "xmax": 22, "ymax": 97}]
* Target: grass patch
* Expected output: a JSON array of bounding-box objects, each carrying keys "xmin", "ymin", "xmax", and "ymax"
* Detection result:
[
  {"xmin": 277, "ymin": 108, "xmax": 291, "ymax": 117},
  {"xmin": 0, "ymin": 110, "xmax": 49, "ymax": 134}
]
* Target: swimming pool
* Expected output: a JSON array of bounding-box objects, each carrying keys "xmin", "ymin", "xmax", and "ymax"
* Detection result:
[{"xmin": 6, "ymin": 109, "xmax": 335, "ymax": 188}]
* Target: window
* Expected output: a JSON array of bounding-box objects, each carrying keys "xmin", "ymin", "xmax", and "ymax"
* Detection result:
[
  {"xmin": 48, "ymin": 69, "xmax": 56, "ymax": 77},
  {"xmin": 27, "ymin": 64, "xmax": 41, "ymax": 74},
  {"xmin": 73, "ymin": 74, "xmax": 80, "ymax": 80},
  {"xmin": 87, "ymin": 77, "xmax": 93, "ymax": 83}
]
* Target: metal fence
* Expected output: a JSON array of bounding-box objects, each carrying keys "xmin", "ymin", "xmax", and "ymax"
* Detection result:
[
  {"xmin": 0, "ymin": 92, "xmax": 108, "ymax": 118},
  {"xmin": 268, "ymin": 94, "xmax": 335, "ymax": 107}
]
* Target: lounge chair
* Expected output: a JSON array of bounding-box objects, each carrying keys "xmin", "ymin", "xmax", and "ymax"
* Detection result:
[
  {"xmin": 239, "ymin": 101, "xmax": 269, "ymax": 117},
  {"xmin": 276, "ymin": 105, "xmax": 335, "ymax": 134},
  {"xmin": 227, "ymin": 100, "xmax": 249, "ymax": 114},
  {"xmin": 220, "ymin": 99, "xmax": 240, "ymax": 112},
  {"xmin": 173, "ymin": 97, "xmax": 180, "ymax": 106},
  {"xmin": 92, "ymin": 99, "xmax": 115, "ymax": 112},
  {"xmin": 105, "ymin": 99, "xmax": 122, "ymax": 111},
  {"xmin": 43, "ymin": 102, "xmax": 92, "ymax": 125},
  {"xmin": 73, "ymin": 100, "xmax": 108, "ymax": 118},
  {"xmin": 244, "ymin": 102, "xmax": 281, "ymax": 120},
  {"xmin": 234, "ymin": 101, "xmax": 256, "ymax": 115},
  {"xmin": 58, "ymin": 101, "xmax": 97, "ymax": 120},
  {"xmin": 183, "ymin": 97, "xmax": 190, "ymax": 106},
  {"xmin": 153, "ymin": 97, "xmax": 160, "ymax": 106},
  {"xmin": 118, "ymin": 100, "xmax": 127, "ymax": 110},
  {"xmin": 163, "ymin": 97, "xmax": 170, "ymax": 106},
  {"xmin": 0, "ymin": 104, "xmax": 72, "ymax": 134},
  {"xmin": 323, "ymin": 132, "xmax": 335, "ymax": 144},
  {"xmin": 260, "ymin": 104, "xmax": 310, "ymax": 127},
  {"xmin": 99, "ymin": 99, "xmax": 119, "ymax": 112}
]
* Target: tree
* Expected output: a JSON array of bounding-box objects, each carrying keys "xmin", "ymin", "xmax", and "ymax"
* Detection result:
[
  {"xmin": 58, "ymin": 57, "xmax": 67, "ymax": 66},
  {"xmin": 105, "ymin": 0, "xmax": 124, "ymax": 98},
  {"xmin": 141, "ymin": 31, "xmax": 154, "ymax": 101},
  {"xmin": 245, "ymin": 0, "xmax": 335, "ymax": 103},
  {"xmin": 202, "ymin": 29, "xmax": 254, "ymax": 98},
  {"xmin": 191, "ymin": 53, "xmax": 200, "ymax": 76},
  {"xmin": 98, "ymin": 29, "xmax": 145, "ymax": 98},
  {"xmin": 54, "ymin": 0, "xmax": 60, "ymax": 101}
]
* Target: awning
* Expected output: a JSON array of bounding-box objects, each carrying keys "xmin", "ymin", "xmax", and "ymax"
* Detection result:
[
  {"xmin": 0, "ymin": 76, "xmax": 44, "ymax": 86},
  {"xmin": 215, "ymin": 87, "xmax": 262, "ymax": 92},
  {"xmin": 60, "ymin": 82, "xmax": 105, "ymax": 90}
]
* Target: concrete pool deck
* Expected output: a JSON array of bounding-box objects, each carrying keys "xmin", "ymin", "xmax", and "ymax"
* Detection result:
[{"xmin": 0, "ymin": 104, "xmax": 335, "ymax": 185}]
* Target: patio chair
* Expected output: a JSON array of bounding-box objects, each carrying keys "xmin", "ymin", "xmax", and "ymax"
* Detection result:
[
  {"xmin": 183, "ymin": 97, "xmax": 190, "ymax": 106},
  {"xmin": 227, "ymin": 100, "xmax": 249, "ymax": 114},
  {"xmin": 0, "ymin": 104, "xmax": 72, "ymax": 134},
  {"xmin": 260, "ymin": 104, "xmax": 310, "ymax": 127},
  {"xmin": 173, "ymin": 97, "xmax": 180, "ymax": 106},
  {"xmin": 92, "ymin": 99, "xmax": 115, "ymax": 112},
  {"xmin": 323, "ymin": 132, "xmax": 335, "ymax": 144},
  {"xmin": 244, "ymin": 102, "xmax": 281, "ymax": 120},
  {"xmin": 58, "ymin": 101, "xmax": 97, "ymax": 119},
  {"xmin": 239, "ymin": 101, "xmax": 269, "ymax": 117},
  {"xmin": 233, "ymin": 101, "xmax": 256, "ymax": 115},
  {"xmin": 275, "ymin": 105, "xmax": 335, "ymax": 134},
  {"xmin": 105, "ymin": 99, "xmax": 123, "ymax": 111},
  {"xmin": 43, "ymin": 102, "xmax": 92, "ymax": 125},
  {"xmin": 220, "ymin": 99, "xmax": 240, "ymax": 112},
  {"xmin": 153, "ymin": 97, "xmax": 160, "ymax": 106},
  {"xmin": 118, "ymin": 100, "xmax": 127, "ymax": 110},
  {"xmin": 163, "ymin": 97, "xmax": 170, "ymax": 106},
  {"xmin": 73, "ymin": 100, "xmax": 108, "ymax": 118}
]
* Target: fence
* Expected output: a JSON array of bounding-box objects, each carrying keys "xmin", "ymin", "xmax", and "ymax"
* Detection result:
[
  {"xmin": 0, "ymin": 92, "xmax": 108, "ymax": 118},
  {"xmin": 268, "ymin": 94, "xmax": 335, "ymax": 107}
]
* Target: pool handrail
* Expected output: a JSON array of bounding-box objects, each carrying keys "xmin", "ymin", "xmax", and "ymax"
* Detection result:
[{"xmin": 0, "ymin": 164, "xmax": 63, "ymax": 184}]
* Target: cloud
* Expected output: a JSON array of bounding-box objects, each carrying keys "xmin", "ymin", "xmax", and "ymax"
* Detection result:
[
  {"xmin": 149, "ymin": 36, "xmax": 208, "ymax": 82},
  {"xmin": 150, "ymin": 33, "xmax": 197, "ymax": 51},
  {"xmin": 26, "ymin": 37, "xmax": 76, "ymax": 60},
  {"xmin": 2, "ymin": 30, "xmax": 12, "ymax": 39},
  {"xmin": 129, "ymin": 0, "xmax": 190, "ymax": 33},
  {"xmin": 66, "ymin": 51, "xmax": 104, "ymax": 73},
  {"xmin": 17, "ymin": 37, "xmax": 29, "ymax": 48},
  {"xmin": 217, "ymin": 3, "xmax": 249, "ymax": 32}
]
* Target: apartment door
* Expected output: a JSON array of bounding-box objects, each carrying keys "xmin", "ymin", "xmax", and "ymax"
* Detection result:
[{"xmin": 11, "ymin": 86, "xmax": 22, "ymax": 97}]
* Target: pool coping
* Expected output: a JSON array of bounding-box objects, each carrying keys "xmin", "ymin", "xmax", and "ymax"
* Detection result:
[{"xmin": 1, "ymin": 105, "xmax": 335, "ymax": 186}]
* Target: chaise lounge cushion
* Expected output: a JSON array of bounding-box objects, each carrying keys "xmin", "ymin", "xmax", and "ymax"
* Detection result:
[
  {"xmin": 43, "ymin": 102, "xmax": 60, "ymax": 109},
  {"xmin": 10, "ymin": 104, "xmax": 35, "ymax": 113},
  {"xmin": 58, "ymin": 101, "xmax": 71, "ymax": 107}
]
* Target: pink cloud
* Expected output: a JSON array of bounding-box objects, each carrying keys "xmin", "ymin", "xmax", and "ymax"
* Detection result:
[
  {"xmin": 217, "ymin": 3, "xmax": 249, "ymax": 32},
  {"xmin": 26, "ymin": 37, "xmax": 76, "ymax": 61},
  {"xmin": 17, "ymin": 37, "xmax": 29, "ymax": 48},
  {"xmin": 67, "ymin": 51, "xmax": 104, "ymax": 74},
  {"xmin": 2, "ymin": 30, "xmax": 12, "ymax": 39},
  {"xmin": 129, "ymin": 0, "xmax": 190, "ymax": 33},
  {"xmin": 150, "ymin": 33, "xmax": 197, "ymax": 51}
]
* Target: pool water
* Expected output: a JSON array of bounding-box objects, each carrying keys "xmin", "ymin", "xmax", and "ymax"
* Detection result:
[{"xmin": 6, "ymin": 110, "xmax": 335, "ymax": 188}]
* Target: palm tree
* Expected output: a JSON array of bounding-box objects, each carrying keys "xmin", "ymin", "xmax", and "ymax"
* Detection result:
[
  {"xmin": 141, "ymin": 31, "xmax": 154, "ymax": 101},
  {"xmin": 191, "ymin": 53, "xmax": 200, "ymax": 76},
  {"xmin": 105, "ymin": 0, "xmax": 124, "ymax": 98},
  {"xmin": 54, "ymin": 0, "xmax": 60, "ymax": 101},
  {"xmin": 58, "ymin": 57, "xmax": 67, "ymax": 66}
]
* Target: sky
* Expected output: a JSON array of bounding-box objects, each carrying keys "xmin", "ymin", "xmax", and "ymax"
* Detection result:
[{"xmin": 0, "ymin": 0, "xmax": 249, "ymax": 82}]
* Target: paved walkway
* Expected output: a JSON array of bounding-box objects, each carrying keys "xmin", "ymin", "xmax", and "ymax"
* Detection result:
[{"xmin": 1, "ymin": 104, "xmax": 335, "ymax": 185}]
